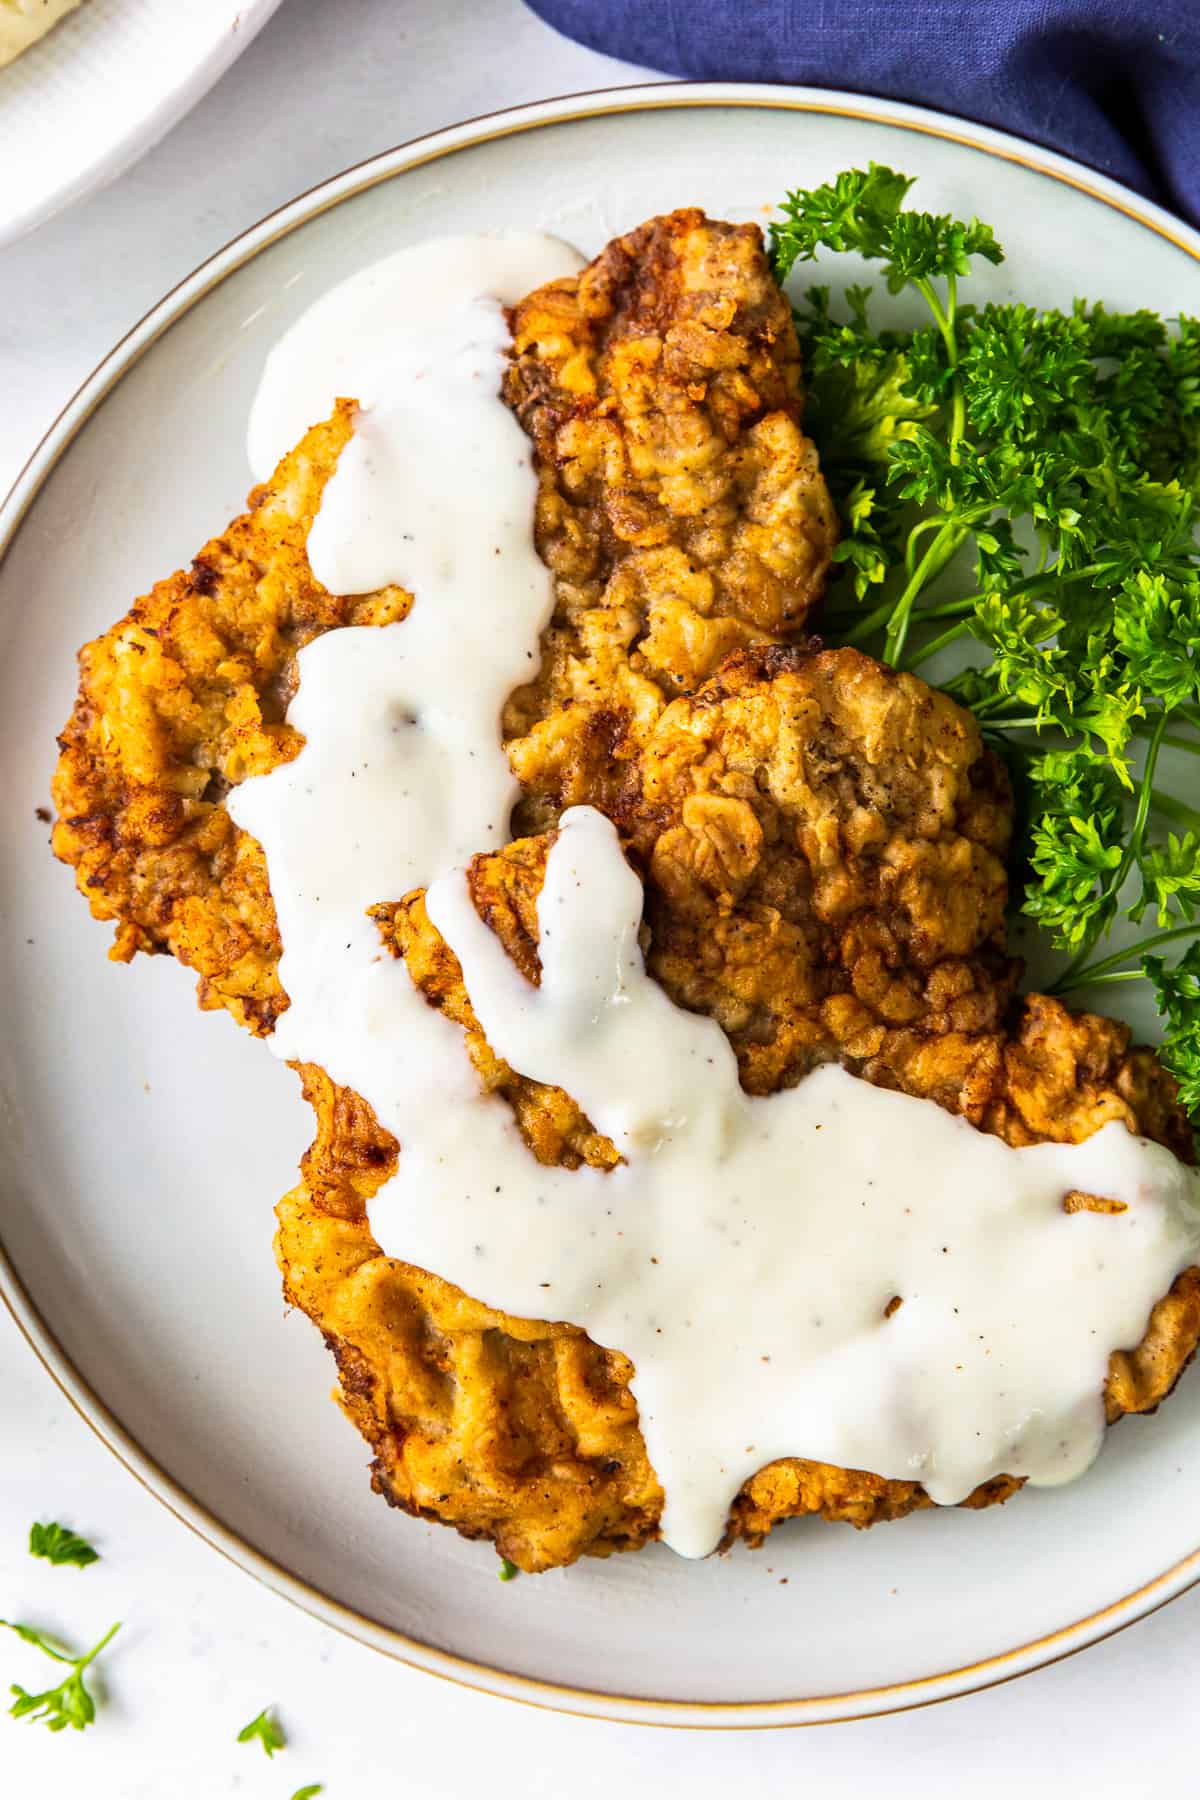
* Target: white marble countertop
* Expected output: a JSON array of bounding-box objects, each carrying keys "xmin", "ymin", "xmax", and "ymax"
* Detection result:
[{"xmin": 2, "ymin": 1, "xmax": 1197, "ymax": 1789}]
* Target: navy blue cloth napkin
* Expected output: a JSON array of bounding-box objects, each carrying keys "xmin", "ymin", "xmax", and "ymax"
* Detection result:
[{"xmin": 525, "ymin": 0, "xmax": 1200, "ymax": 227}]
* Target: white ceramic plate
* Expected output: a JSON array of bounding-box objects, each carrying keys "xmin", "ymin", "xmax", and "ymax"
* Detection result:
[
  {"xmin": 3, "ymin": 84, "xmax": 1200, "ymax": 1731},
  {"xmin": 0, "ymin": 0, "xmax": 283, "ymax": 247}
]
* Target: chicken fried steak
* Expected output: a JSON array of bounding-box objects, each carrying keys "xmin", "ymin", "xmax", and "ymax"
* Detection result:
[
  {"xmin": 279, "ymin": 646, "xmax": 1200, "ymax": 1572},
  {"xmin": 52, "ymin": 211, "xmax": 836, "ymax": 1024},
  {"xmin": 49, "ymin": 213, "xmax": 1200, "ymax": 1573}
]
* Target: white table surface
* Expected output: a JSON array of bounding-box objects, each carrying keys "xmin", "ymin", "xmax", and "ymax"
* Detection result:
[{"xmin": 2, "ymin": 1, "xmax": 1197, "ymax": 1790}]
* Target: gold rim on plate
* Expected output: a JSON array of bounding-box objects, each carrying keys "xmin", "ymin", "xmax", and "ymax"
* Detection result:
[{"xmin": 2, "ymin": 81, "xmax": 1199, "ymax": 1730}]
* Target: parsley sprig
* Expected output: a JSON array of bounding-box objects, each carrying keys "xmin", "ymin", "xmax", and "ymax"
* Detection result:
[
  {"xmin": 28, "ymin": 1522, "xmax": 99, "ymax": 1569},
  {"xmin": 771, "ymin": 166, "xmax": 1200, "ymax": 1130},
  {"xmin": 238, "ymin": 1704, "xmax": 286, "ymax": 1756},
  {"xmin": 1, "ymin": 1618, "xmax": 120, "ymax": 1732}
]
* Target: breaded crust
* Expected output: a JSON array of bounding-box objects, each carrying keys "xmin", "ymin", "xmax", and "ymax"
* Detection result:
[
  {"xmin": 53, "ymin": 213, "xmax": 837, "ymax": 1026},
  {"xmin": 50, "ymin": 215, "xmax": 1200, "ymax": 1572},
  {"xmin": 503, "ymin": 208, "xmax": 838, "ymax": 834},
  {"xmin": 284, "ymin": 672, "xmax": 1200, "ymax": 1569},
  {"xmin": 51, "ymin": 403, "xmax": 399, "ymax": 1034}
]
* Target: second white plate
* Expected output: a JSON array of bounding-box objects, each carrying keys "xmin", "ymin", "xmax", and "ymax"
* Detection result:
[{"xmin": 0, "ymin": 0, "xmax": 283, "ymax": 246}]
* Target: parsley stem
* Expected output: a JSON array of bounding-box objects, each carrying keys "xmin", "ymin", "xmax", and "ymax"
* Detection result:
[
  {"xmin": 976, "ymin": 718, "xmax": 1200, "ymax": 757},
  {"xmin": 843, "ymin": 592, "xmax": 907, "ymax": 645},
  {"xmin": 1061, "ymin": 968, "xmax": 1147, "ymax": 987},
  {"xmin": 967, "ymin": 713, "xmax": 1199, "ymax": 759},
  {"xmin": 1050, "ymin": 926, "xmax": 1199, "ymax": 995},
  {"xmin": 900, "ymin": 616, "xmax": 974, "ymax": 669},
  {"xmin": 919, "ymin": 596, "xmax": 979, "ymax": 620},
  {"xmin": 853, "ymin": 552, "xmax": 1110, "ymax": 662},
  {"xmin": 917, "ymin": 273, "xmax": 965, "ymax": 452},
  {"xmin": 1117, "ymin": 708, "xmax": 1170, "ymax": 892},
  {"xmin": 845, "ymin": 583, "xmax": 978, "ymax": 648},
  {"xmin": 20, "ymin": 1636, "xmax": 74, "ymax": 1667},
  {"xmin": 76, "ymin": 1621, "xmax": 120, "ymax": 1671},
  {"xmin": 838, "ymin": 566, "xmax": 964, "ymax": 650},
  {"xmin": 883, "ymin": 519, "xmax": 968, "ymax": 663},
  {"xmin": 903, "ymin": 514, "xmax": 946, "ymax": 576},
  {"xmin": 953, "ymin": 561, "xmax": 1109, "ymax": 619},
  {"xmin": 1053, "ymin": 708, "xmax": 1171, "ymax": 991},
  {"xmin": 975, "ymin": 717, "xmax": 1051, "ymax": 733}
]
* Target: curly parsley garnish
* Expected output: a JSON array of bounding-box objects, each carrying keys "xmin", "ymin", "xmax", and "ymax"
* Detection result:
[
  {"xmin": 28, "ymin": 1522, "xmax": 99, "ymax": 1569},
  {"xmin": 1, "ymin": 1618, "xmax": 120, "ymax": 1732},
  {"xmin": 237, "ymin": 1704, "xmax": 286, "ymax": 1756},
  {"xmin": 771, "ymin": 166, "xmax": 1200, "ymax": 1130}
]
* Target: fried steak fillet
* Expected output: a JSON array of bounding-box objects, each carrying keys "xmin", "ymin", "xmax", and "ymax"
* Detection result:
[
  {"xmin": 51, "ymin": 214, "xmax": 1200, "ymax": 1572},
  {"xmin": 53, "ymin": 212, "xmax": 834, "ymax": 1029},
  {"xmin": 291, "ymin": 646, "xmax": 1200, "ymax": 1570},
  {"xmin": 502, "ymin": 208, "xmax": 837, "ymax": 833}
]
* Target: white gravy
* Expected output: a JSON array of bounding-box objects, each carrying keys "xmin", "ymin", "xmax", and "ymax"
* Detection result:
[
  {"xmin": 246, "ymin": 233, "xmax": 583, "ymax": 487},
  {"xmin": 233, "ymin": 235, "xmax": 1200, "ymax": 1559},
  {"xmin": 424, "ymin": 810, "xmax": 1200, "ymax": 1553}
]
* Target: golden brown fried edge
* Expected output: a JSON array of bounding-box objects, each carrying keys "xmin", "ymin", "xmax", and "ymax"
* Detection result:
[
  {"xmin": 50, "ymin": 214, "xmax": 1200, "ymax": 1572},
  {"xmin": 280, "ymin": 645, "xmax": 1200, "ymax": 1572},
  {"xmin": 51, "ymin": 210, "xmax": 837, "ymax": 1024}
]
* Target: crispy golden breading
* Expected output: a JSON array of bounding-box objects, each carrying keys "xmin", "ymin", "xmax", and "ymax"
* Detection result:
[
  {"xmin": 50, "ymin": 403, "xmax": 401, "ymax": 1035},
  {"xmin": 626, "ymin": 643, "xmax": 1019, "ymax": 1107},
  {"xmin": 622, "ymin": 645, "xmax": 1198, "ymax": 1167},
  {"xmin": 502, "ymin": 209, "xmax": 837, "ymax": 834},
  {"xmin": 50, "ymin": 214, "xmax": 1200, "ymax": 1574},
  {"xmin": 284, "ymin": 712, "xmax": 1200, "ymax": 1570},
  {"xmin": 53, "ymin": 212, "xmax": 833, "ymax": 1021}
]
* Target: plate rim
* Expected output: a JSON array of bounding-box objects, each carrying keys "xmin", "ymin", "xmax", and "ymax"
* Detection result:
[
  {"xmin": 4, "ymin": 78, "xmax": 1200, "ymax": 1730},
  {"xmin": 0, "ymin": 0, "xmax": 285, "ymax": 248}
]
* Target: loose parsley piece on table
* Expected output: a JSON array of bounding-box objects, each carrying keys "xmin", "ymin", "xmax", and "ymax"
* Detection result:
[
  {"xmin": 770, "ymin": 165, "xmax": 1200, "ymax": 1130},
  {"xmin": 291, "ymin": 1787, "xmax": 324, "ymax": 1799},
  {"xmin": 237, "ymin": 1704, "xmax": 287, "ymax": 1756},
  {"xmin": 1, "ymin": 1618, "xmax": 120, "ymax": 1732},
  {"xmin": 28, "ymin": 1521, "xmax": 99, "ymax": 1569},
  {"xmin": 497, "ymin": 1556, "xmax": 519, "ymax": 1581}
]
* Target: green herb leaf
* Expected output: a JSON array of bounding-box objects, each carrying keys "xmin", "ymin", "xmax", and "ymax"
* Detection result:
[
  {"xmin": 881, "ymin": 208, "xmax": 1002, "ymax": 292},
  {"xmin": 1113, "ymin": 569, "xmax": 1200, "ymax": 709},
  {"xmin": 1, "ymin": 1618, "xmax": 120, "ymax": 1732},
  {"xmin": 28, "ymin": 1522, "xmax": 99, "ymax": 1569},
  {"xmin": 1138, "ymin": 831, "xmax": 1200, "ymax": 927},
  {"xmin": 497, "ymin": 1557, "xmax": 518, "ymax": 1581},
  {"xmin": 291, "ymin": 1787, "xmax": 324, "ymax": 1799},
  {"xmin": 769, "ymin": 165, "xmax": 916, "ymax": 278},
  {"xmin": 772, "ymin": 163, "xmax": 1200, "ymax": 1135},
  {"xmin": 1147, "ymin": 944, "xmax": 1200, "ymax": 1115},
  {"xmin": 237, "ymin": 1705, "xmax": 286, "ymax": 1756}
]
